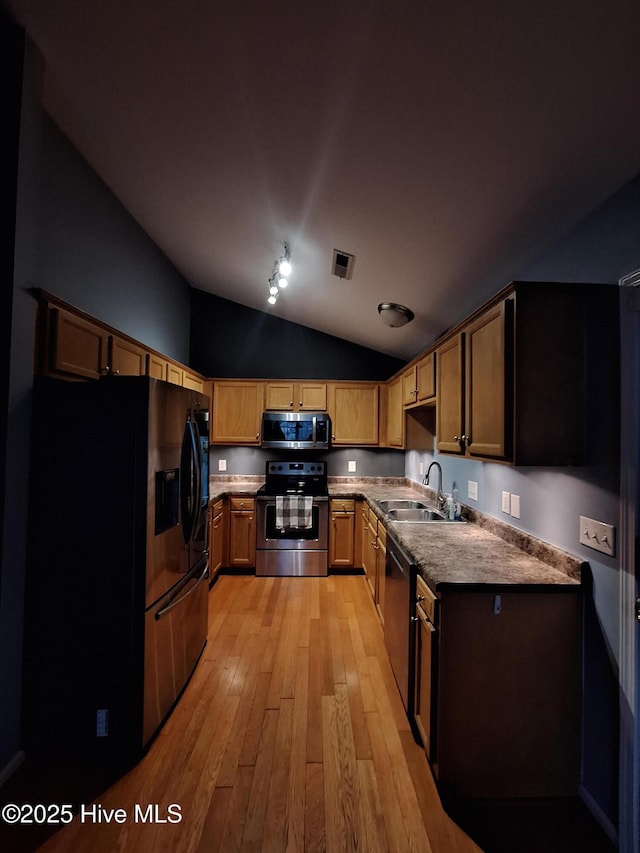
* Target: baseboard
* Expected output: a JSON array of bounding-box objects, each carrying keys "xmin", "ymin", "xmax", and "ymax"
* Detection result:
[
  {"xmin": 580, "ymin": 783, "xmax": 618, "ymax": 848},
  {"xmin": 0, "ymin": 750, "xmax": 25, "ymax": 788}
]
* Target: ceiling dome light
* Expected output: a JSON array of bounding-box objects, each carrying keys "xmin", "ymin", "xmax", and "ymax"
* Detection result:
[
  {"xmin": 378, "ymin": 302, "xmax": 415, "ymax": 327},
  {"xmin": 269, "ymin": 283, "xmax": 279, "ymax": 296},
  {"xmin": 267, "ymin": 293, "xmax": 278, "ymax": 305},
  {"xmin": 278, "ymin": 276, "xmax": 288, "ymax": 288}
]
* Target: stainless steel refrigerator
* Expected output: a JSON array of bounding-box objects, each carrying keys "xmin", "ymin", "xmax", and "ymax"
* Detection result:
[{"xmin": 24, "ymin": 375, "xmax": 209, "ymax": 766}]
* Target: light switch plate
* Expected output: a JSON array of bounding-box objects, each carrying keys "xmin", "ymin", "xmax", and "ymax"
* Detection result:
[
  {"xmin": 218, "ymin": 459, "xmax": 227, "ymax": 472},
  {"xmin": 579, "ymin": 516, "xmax": 616, "ymax": 557},
  {"xmin": 501, "ymin": 491, "xmax": 511, "ymax": 514},
  {"xmin": 510, "ymin": 494, "xmax": 521, "ymax": 519},
  {"xmin": 348, "ymin": 460, "xmax": 357, "ymax": 473},
  {"xmin": 468, "ymin": 480, "xmax": 478, "ymax": 501}
]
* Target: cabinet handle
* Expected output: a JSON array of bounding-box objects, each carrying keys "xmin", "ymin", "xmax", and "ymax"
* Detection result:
[
  {"xmin": 289, "ymin": 401, "xmax": 294, "ymax": 407},
  {"xmin": 416, "ymin": 594, "xmax": 425, "ymax": 602},
  {"xmin": 298, "ymin": 401, "xmax": 303, "ymax": 406}
]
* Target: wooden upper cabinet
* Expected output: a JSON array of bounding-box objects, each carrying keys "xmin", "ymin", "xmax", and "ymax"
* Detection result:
[
  {"xmin": 465, "ymin": 301, "xmax": 507, "ymax": 458},
  {"xmin": 211, "ymin": 381, "xmax": 263, "ymax": 444},
  {"xmin": 436, "ymin": 334, "xmax": 465, "ymax": 455},
  {"xmin": 49, "ymin": 307, "xmax": 109, "ymax": 379},
  {"xmin": 109, "ymin": 335, "xmax": 147, "ymax": 376},
  {"xmin": 433, "ymin": 281, "xmax": 615, "ymax": 465},
  {"xmin": 437, "ymin": 303, "xmax": 509, "ymax": 459},
  {"xmin": 328, "ymin": 383, "xmax": 379, "ymax": 445},
  {"xmin": 387, "ymin": 376, "xmax": 404, "ymax": 447},
  {"xmin": 182, "ymin": 370, "xmax": 205, "ymax": 392},
  {"xmin": 402, "ymin": 366, "xmax": 418, "ymax": 406},
  {"xmin": 146, "ymin": 352, "xmax": 167, "ymax": 380},
  {"xmin": 37, "ymin": 293, "xmax": 206, "ymax": 391},
  {"xmin": 416, "ymin": 352, "xmax": 436, "ymax": 403},
  {"xmin": 264, "ymin": 381, "xmax": 327, "ymax": 411}
]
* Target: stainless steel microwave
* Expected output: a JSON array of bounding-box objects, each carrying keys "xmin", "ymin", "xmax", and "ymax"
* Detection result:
[{"xmin": 260, "ymin": 411, "xmax": 331, "ymax": 449}]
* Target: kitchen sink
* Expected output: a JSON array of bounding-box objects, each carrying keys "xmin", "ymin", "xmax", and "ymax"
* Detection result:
[
  {"xmin": 386, "ymin": 508, "xmax": 449, "ymax": 522},
  {"xmin": 377, "ymin": 499, "xmax": 430, "ymax": 512}
]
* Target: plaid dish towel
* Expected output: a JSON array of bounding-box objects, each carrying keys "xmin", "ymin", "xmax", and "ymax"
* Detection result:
[{"xmin": 275, "ymin": 495, "xmax": 313, "ymax": 530}]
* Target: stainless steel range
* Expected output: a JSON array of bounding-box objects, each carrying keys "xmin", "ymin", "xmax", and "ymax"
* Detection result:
[{"xmin": 255, "ymin": 460, "xmax": 328, "ymax": 577}]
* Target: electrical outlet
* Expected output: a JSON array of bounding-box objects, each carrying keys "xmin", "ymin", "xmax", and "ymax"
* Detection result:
[
  {"xmin": 579, "ymin": 516, "xmax": 616, "ymax": 557},
  {"xmin": 468, "ymin": 480, "xmax": 478, "ymax": 501},
  {"xmin": 501, "ymin": 491, "xmax": 511, "ymax": 514},
  {"xmin": 348, "ymin": 460, "xmax": 357, "ymax": 473},
  {"xmin": 510, "ymin": 494, "xmax": 521, "ymax": 519},
  {"xmin": 418, "ymin": 462, "xmax": 424, "ymax": 476},
  {"xmin": 218, "ymin": 459, "xmax": 227, "ymax": 472}
]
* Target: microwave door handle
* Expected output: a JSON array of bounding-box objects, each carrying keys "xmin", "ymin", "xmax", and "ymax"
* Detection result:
[{"xmin": 312, "ymin": 415, "xmax": 317, "ymax": 446}]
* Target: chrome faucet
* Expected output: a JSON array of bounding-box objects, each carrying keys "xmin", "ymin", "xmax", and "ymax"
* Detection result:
[{"xmin": 423, "ymin": 461, "xmax": 446, "ymax": 512}]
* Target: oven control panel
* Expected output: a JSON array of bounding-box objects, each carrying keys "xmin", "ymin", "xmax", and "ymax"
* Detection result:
[{"xmin": 266, "ymin": 461, "xmax": 326, "ymax": 476}]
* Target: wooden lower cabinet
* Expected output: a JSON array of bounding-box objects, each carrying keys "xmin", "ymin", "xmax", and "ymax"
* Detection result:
[
  {"xmin": 413, "ymin": 575, "xmax": 437, "ymax": 761},
  {"xmin": 228, "ymin": 497, "xmax": 256, "ymax": 568},
  {"xmin": 209, "ymin": 498, "xmax": 226, "ymax": 582},
  {"xmin": 432, "ymin": 588, "xmax": 582, "ymax": 799},
  {"xmin": 329, "ymin": 499, "xmax": 355, "ymax": 568},
  {"xmin": 375, "ymin": 523, "xmax": 386, "ymax": 623},
  {"xmin": 361, "ymin": 505, "xmax": 377, "ymax": 598}
]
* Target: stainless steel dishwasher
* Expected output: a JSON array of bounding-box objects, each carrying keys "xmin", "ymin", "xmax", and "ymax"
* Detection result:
[{"xmin": 383, "ymin": 535, "xmax": 414, "ymax": 714}]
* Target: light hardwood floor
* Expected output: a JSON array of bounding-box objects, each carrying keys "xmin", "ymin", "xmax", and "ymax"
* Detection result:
[{"xmin": 11, "ymin": 575, "xmax": 483, "ymax": 852}]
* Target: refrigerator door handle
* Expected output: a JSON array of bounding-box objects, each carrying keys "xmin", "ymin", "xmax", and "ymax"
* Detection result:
[
  {"xmin": 180, "ymin": 419, "xmax": 200, "ymax": 543},
  {"xmin": 154, "ymin": 559, "xmax": 209, "ymax": 621}
]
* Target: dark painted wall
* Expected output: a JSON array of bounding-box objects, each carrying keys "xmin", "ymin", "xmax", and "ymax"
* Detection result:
[
  {"xmin": 36, "ymin": 120, "xmax": 192, "ymax": 363},
  {"xmin": 190, "ymin": 289, "xmax": 405, "ymax": 380},
  {"xmin": 1, "ymin": 35, "xmax": 194, "ymax": 775}
]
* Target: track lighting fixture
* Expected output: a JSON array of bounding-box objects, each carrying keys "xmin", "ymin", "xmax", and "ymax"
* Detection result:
[{"xmin": 266, "ymin": 244, "xmax": 292, "ymax": 305}]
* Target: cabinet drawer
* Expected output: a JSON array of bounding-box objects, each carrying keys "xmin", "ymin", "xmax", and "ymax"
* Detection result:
[
  {"xmin": 331, "ymin": 498, "xmax": 355, "ymax": 513},
  {"xmin": 211, "ymin": 498, "xmax": 224, "ymax": 516},
  {"xmin": 229, "ymin": 497, "xmax": 255, "ymax": 512},
  {"xmin": 416, "ymin": 574, "xmax": 437, "ymax": 623}
]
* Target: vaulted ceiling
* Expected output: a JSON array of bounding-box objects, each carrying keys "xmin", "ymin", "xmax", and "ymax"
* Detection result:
[{"xmin": 8, "ymin": 0, "xmax": 640, "ymax": 358}]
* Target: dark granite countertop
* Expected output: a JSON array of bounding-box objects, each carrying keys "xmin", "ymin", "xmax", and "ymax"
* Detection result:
[
  {"xmin": 210, "ymin": 476, "xmax": 584, "ymax": 590},
  {"xmin": 329, "ymin": 478, "xmax": 582, "ymax": 589}
]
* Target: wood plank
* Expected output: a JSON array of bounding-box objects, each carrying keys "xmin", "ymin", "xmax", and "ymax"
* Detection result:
[{"xmin": 11, "ymin": 576, "xmax": 482, "ymax": 853}]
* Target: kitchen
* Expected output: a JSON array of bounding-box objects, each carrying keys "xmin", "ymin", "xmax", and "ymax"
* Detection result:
[{"xmin": 2, "ymin": 2, "xmax": 640, "ymax": 852}]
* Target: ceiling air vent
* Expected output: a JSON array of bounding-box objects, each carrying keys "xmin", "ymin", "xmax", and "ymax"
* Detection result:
[{"xmin": 332, "ymin": 249, "xmax": 355, "ymax": 280}]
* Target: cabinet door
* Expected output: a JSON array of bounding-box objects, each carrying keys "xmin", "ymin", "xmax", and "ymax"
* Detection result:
[
  {"xmin": 329, "ymin": 503, "xmax": 355, "ymax": 567},
  {"xmin": 298, "ymin": 382, "xmax": 327, "ymax": 411},
  {"xmin": 182, "ymin": 370, "xmax": 204, "ymax": 392},
  {"xmin": 375, "ymin": 525, "xmax": 387, "ymax": 623},
  {"xmin": 402, "ymin": 366, "xmax": 418, "ymax": 406},
  {"xmin": 414, "ymin": 601, "xmax": 436, "ymax": 759},
  {"xmin": 364, "ymin": 517, "xmax": 378, "ymax": 599},
  {"xmin": 436, "ymin": 334, "xmax": 464, "ymax": 454},
  {"xmin": 109, "ymin": 335, "xmax": 147, "ymax": 376},
  {"xmin": 465, "ymin": 301, "xmax": 508, "ymax": 459},
  {"xmin": 387, "ymin": 376, "xmax": 404, "ymax": 447},
  {"xmin": 50, "ymin": 307, "xmax": 109, "ymax": 379},
  {"xmin": 264, "ymin": 382, "xmax": 295, "ymax": 410},
  {"xmin": 209, "ymin": 500, "xmax": 225, "ymax": 580},
  {"xmin": 146, "ymin": 353, "xmax": 167, "ymax": 380},
  {"xmin": 166, "ymin": 362, "xmax": 184, "ymax": 385},
  {"xmin": 212, "ymin": 382, "xmax": 263, "ymax": 444},
  {"xmin": 416, "ymin": 352, "xmax": 436, "ymax": 403},
  {"xmin": 329, "ymin": 384, "xmax": 379, "ymax": 445},
  {"xmin": 228, "ymin": 499, "xmax": 256, "ymax": 567}
]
